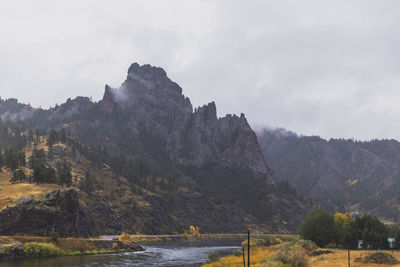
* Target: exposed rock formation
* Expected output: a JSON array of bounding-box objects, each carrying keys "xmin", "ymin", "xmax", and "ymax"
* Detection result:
[
  {"xmin": 0, "ymin": 189, "xmax": 122, "ymax": 237},
  {"xmin": 99, "ymin": 63, "xmax": 271, "ymax": 176}
]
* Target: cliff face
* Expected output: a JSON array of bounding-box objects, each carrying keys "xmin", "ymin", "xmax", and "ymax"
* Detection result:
[
  {"xmin": 257, "ymin": 128, "xmax": 400, "ymax": 222},
  {"xmin": 98, "ymin": 63, "xmax": 271, "ymax": 176},
  {"xmin": 0, "ymin": 189, "xmax": 105, "ymax": 237}
]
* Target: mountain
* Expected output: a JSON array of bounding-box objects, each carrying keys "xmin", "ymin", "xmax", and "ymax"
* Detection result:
[
  {"xmin": 0, "ymin": 63, "xmax": 308, "ymax": 237},
  {"xmin": 257, "ymin": 127, "xmax": 400, "ymax": 222}
]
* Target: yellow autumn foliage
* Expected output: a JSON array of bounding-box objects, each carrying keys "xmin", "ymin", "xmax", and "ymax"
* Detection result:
[
  {"xmin": 334, "ymin": 212, "xmax": 352, "ymax": 227},
  {"xmin": 118, "ymin": 232, "xmax": 133, "ymax": 243},
  {"xmin": 190, "ymin": 225, "xmax": 200, "ymax": 238}
]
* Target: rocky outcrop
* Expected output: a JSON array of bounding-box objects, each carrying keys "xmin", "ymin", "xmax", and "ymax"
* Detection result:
[
  {"xmin": 0, "ymin": 189, "xmax": 121, "ymax": 237},
  {"xmin": 98, "ymin": 63, "xmax": 271, "ymax": 176}
]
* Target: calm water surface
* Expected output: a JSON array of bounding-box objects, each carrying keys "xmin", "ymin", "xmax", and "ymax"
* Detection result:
[{"xmin": 0, "ymin": 239, "xmax": 242, "ymax": 267}]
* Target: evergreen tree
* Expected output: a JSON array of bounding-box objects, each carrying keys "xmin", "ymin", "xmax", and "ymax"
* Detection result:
[
  {"xmin": 80, "ymin": 170, "xmax": 95, "ymax": 195},
  {"xmin": 35, "ymin": 129, "xmax": 40, "ymax": 146},
  {"xmin": 56, "ymin": 161, "xmax": 72, "ymax": 187},
  {"xmin": 28, "ymin": 129, "xmax": 34, "ymax": 144},
  {"xmin": 29, "ymin": 148, "xmax": 47, "ymax": 169},
  {"xmin": 11, "ymin": 169, "xmax": 27, "ymax": 183},
  {"xmin": 60, "ymin": 128, "xmax": 67, "ymax": 143},
  {"xmin": 32, "ymin": 163, "xmax": 46, "ymax": 184},
  {"xmin": 362, "ymin": 228, "xmax": 370, "ymax": 249},
  {"xmin": 18, "ymin": 151, "xmax": 26, "ymax": 167},
  {"xmin": 48, "ymin": 129, "xmax": 58, "ymax": 147},
  {"xmin": 4, "ymin": 148, "xmax": 19, "ymax": 170},
  {"xmin": 0, "ymin": 152, "xmax": 4, "ymax": 169}
]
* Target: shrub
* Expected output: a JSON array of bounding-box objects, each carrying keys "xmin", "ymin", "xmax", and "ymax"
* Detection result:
[
  {"xmin": 118, "ymin": 233, "xmax": 133, "ymax": 243},
  {"xmin": 182, "ymin": 231, "xmax": 189, "ymax": 240},
  {"xmin": 23, "ymin": 242, "xmax": 64, "ymax": 257},
  {"xmin": 50, "ymin": 231, "xmax": 59, "ymax": 242},
  {"xmin": 271, "ymin": 243, "xmax": 308, "ymax": 267},
  {"xmin": 189, "ymin": 226, "xmax": 200, "ymax": 238},
  {"xmin": 205, "ymin": 251, "xmax": 219, "ymax": 264},
  {"xmin": 296, "ymin": 240, "xmax": 317, "ymax": 252},
  {"xmin": 259, "ymin": 261, "xmax": 290, "ymax": 267},
  {"xmin": 233, "ymin": 249, "xmax": 242, "ymax": 256},
  {"xmin": 112, "ymin": 242, "xmax": 118, "ymax": 250}
]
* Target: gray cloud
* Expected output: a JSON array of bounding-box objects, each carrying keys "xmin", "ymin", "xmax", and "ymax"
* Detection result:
[{"xmin": 1, "ymin": 0, "xmax": 400, "ymax": 140}]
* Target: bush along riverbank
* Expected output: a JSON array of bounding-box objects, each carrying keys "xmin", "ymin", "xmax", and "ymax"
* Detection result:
[
  {"xmin": 0, "ymin": 234, "xmax": 143, "ymax": 260},
  {"xmin": 203, "ymin": 235, "xmax": 316, "ymax": 267}
]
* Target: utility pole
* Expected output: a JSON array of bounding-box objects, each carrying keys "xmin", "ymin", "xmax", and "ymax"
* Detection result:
[{"xmin": 248, "ymin": 230, "xmax": 250, "ymax": 267}]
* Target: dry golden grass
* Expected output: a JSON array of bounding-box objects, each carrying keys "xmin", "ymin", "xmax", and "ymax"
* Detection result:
[
  {"xmin": 203, "ymin": 246, "xmax": 278, "ymax": 267},
  {"xmin": 204, "ymin": 246, "xmax": 400, "ymax": 267},
  {"xmin": 0, "ymin": 180, "xmax": 60, "ymax": 211},
  {"xmin": 311, "ymin": 249, "xmax": 400, "ymax": 267}
]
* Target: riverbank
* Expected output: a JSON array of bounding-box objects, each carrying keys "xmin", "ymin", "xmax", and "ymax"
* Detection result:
[{"xmin": 0, "ymin": 235, "xmax": 143, "ymax": 260}]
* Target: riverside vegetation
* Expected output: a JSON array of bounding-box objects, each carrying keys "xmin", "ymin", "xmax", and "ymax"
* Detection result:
[
  {"xmin": 202, "ymin": 235, "xmax": 315, "ymax": 267},
  {"xmin": 203, "ymin": 209, "xmax": 400, "ymax": 267},
  {"xmin": 299, "ymin": 209, "xmax": 400, "ymax": 249},
  {"xmin": 0, "ymin": 233, "xmax": 143, "ymax": 260}
]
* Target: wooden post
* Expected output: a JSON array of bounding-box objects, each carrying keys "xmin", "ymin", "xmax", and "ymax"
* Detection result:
[
  {"xmin": 348, "ymin": 245, "xmax": 350, "ymax": 267},
  {"xmin": 242, "ymin": 247, "xmax": 246, "ymax": 267},
  {"xmin": 248, "ymin": 230, "xmax": 250, "ymax": 267}
]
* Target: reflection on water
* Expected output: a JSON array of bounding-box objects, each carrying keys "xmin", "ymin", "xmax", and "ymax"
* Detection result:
[{"xmin": 0, "ymin": 239, "xmax": 242, "ymax": 267}]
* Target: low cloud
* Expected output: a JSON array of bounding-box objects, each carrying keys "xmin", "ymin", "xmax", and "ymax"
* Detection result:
[{"xmin": 1, "ymin": 0, "xmax": 400, "ymax": 140}]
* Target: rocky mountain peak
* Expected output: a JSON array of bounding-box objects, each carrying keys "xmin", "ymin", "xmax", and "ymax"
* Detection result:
[
  {"xmin": 194, "ymin": 102, "xmax": 217, "ymax": 124},
  {"xmin": 97, "ymin": 63, "xmax": 272, "ymax": 177},
  {"xmin": 100, "ymin": 63, "xmax": 192, "ymax": 115},
  {"xmin": 100, "ymin": 84, "xmax": 116, "ymax": 112},
  {"xmin": 127, "ymin": 63, "xmax": 168, "ymax": 81}
]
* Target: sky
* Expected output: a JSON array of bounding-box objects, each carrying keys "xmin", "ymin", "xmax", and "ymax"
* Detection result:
[{"xmin": 1, "ymin": 1, "xmax": 400, "ymax": 140}]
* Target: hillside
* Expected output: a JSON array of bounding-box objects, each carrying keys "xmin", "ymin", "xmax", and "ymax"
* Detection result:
[
  {"xmin": 257, "ymin": 128, "xmax": 400, "ymax": 222},
  {"xmin": 0, "ymin": 63, "xmax": 308, "ymax": 237}
]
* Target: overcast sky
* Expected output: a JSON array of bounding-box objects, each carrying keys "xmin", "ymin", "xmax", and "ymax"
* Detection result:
[{"xmin": 1, "ymin": 1, "xmax": 400, "ymax": 140}]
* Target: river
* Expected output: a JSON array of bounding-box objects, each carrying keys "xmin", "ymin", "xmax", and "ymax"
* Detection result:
[{"xmin": 0, "ymin": 239, "xmax": 242, "ymax": 267}]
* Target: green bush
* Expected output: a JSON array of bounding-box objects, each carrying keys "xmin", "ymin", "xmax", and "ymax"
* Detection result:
[
  {"xmin": 299, "ymin": 209, "xmax": 335, "ymax": 247},
  {"xmin": 271, "ymin": 243, "xmax": 308, "ymax": 267},
  {"xmin": 295, "ymin": 240, "xmax": 317, "ymax": 251},
  {"xmin": 23, "ymin": 242, "xmax": 64, "ymax": 257},
  {"xmin": 233, "ymin": 249, "xmax": 242, "ymax": 256},
  {"xmin": 50, "ymin": 231, "xmax": 59, "ymax": 242},
  {"xmin": 205, "ymin": 251, "xmax": 220, "ymax": 264}
]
